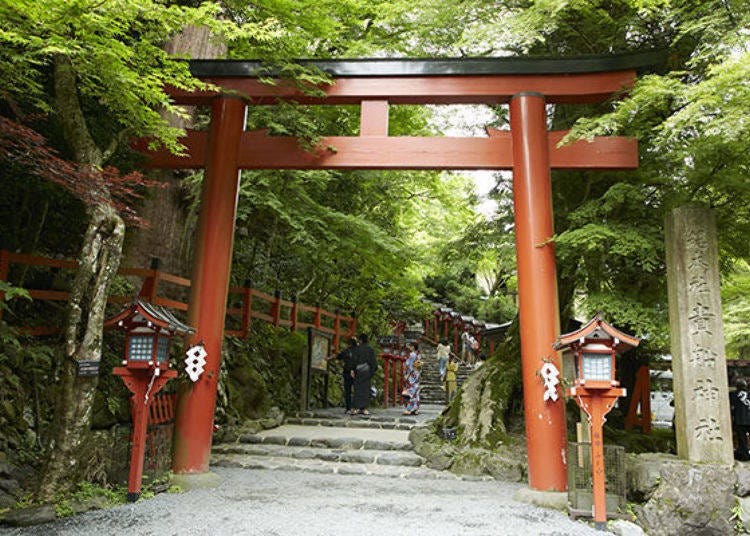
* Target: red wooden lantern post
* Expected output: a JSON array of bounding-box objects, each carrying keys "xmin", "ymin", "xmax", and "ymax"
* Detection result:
[
  {"xmin": 106, "ymin": 299, "xmax": 194, "ymax": 502},
  {"xmin": 555, "ymin": 314, "xmax": 640, "ymax": 530}
]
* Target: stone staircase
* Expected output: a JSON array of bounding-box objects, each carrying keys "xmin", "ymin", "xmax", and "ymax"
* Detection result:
[
  {"xmin": 211, "ymin": 406, "xmax": 486, "ymax": 481},
  {"xmin": 418, "ymin": 343, "xmax": 473, "ymax": 405}
]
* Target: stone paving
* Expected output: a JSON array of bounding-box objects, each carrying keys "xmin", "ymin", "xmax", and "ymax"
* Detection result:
[
  {"xmin": 212, "ymin": 404, "xmax": 462, "ymax": 480},
  {"xmin": 0, "ymin": 402, "xmax": 611, "ymax": 535},
  {"xmin": 0, "ymin": 468, "xmax": 604, "ymax": 536}
]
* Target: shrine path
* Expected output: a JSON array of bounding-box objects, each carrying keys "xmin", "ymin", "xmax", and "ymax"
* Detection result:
[{"xmin": 1, "ymin": 466, "xmax": 603, "ymax": 536}]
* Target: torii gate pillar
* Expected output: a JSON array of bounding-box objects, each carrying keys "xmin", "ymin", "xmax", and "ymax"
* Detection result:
[
  {"xmin": 510, "ymin": 93, "xmax": 567, "ymax": 491},
  {"xmin": 172, "ymin": 97, "xmax": 246, "ymax": 474}
]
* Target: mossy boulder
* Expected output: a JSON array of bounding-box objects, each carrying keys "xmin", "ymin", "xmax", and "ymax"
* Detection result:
[
  {"xmin": 218, "ymin": 324, "xmax": 307, "ymax": 424},
  {"xmin": 438, "ymin": 324, "xmax": 522, "ymax": 448},
  {"xmin": 634, "ymin": 461, "xmax": 736, "ymax": 535}
]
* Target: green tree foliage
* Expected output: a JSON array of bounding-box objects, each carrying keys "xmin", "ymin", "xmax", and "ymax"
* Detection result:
[
  {"xmin": 723, "ymin": 261, "xmax": 750, "ymax": 360},
  {"xmin": 0, "ymin": 0, "xmax": 295, "ymax": 500},
  {"xmin": 411, "ymin": 0, "xmax": 750, "ymax": 352}
]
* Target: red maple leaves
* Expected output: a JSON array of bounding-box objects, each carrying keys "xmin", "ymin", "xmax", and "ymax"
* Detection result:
[{"xmin": 0, "ymin": 116, "xmax": 165, "ymax": 227}]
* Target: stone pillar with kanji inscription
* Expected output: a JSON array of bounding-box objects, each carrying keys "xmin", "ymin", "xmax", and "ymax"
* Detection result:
[{"xmin": 666, "ymin": 205, "xmax": 733, "ymax": 464}]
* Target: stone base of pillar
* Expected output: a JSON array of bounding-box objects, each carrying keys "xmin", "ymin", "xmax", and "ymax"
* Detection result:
[
  {"xmin": 170, "ymin": 471, "xmax": 221, "ymax": 492},
  {"xmin": 513, "ymin": 487, "xmax": 568, "ymax": 511}
]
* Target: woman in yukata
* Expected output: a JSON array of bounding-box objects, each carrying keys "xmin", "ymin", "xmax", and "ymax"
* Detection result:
[{"xmin": 403, "ymin": 342, "xmax": 421, "ymax": 415}]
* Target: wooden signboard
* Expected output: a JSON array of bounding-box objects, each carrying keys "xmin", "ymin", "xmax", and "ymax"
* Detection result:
[{"xmin": 301, "ymin": 328, "xmax": 332, "ymax": 411}]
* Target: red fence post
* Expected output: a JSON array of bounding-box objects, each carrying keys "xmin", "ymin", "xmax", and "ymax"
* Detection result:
[
  {"xmin": 489, "ymin": 339, "xmax": 495, "ymax": 356},
  {"xmin": 383, "ymin": 357, "xmax": 390, "ymax": 408},
  {"xmin": 242, "ymin": 279, "xmax": 253, "ymax": 338},
  {"xmin": 290, "ymin": 295, "xmax": 298, "ymax": 332},
  {"xmin": 443, "ymin": 317, "xmax": 449, "ymax": 339},
  {"xmin": 393, "ymin": 358, "xmax": 404, "ymax": 406},
  {"xmin": 271, "ymin": 289, "xmax": 281, "ymax": 328},
  {"xmin": 314, "ymin": 302, "xmax": 322, "ymax": 330},
  {"xmin": 0, "ymin": 249, "xmax": 8, "ymax": 324},
  {"xmin": 433, "ymin": 315, "xmax": 438, "ymax": 343},
  {"xmin": 138, "ymin": 257, "xmax": 162, "ymax": 302}
]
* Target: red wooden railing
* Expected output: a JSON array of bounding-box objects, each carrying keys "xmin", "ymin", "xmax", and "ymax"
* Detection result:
[
  {"xmin": 380, "ymin": 351, "xmax": 407, "ymax": 408},
  {"xmin": 0, "ymin": 249, "xmax": 356, "ymax": 347},
  {"xmin": 421, "ymin": 309, "xmax": 496, "ymax": 355}
]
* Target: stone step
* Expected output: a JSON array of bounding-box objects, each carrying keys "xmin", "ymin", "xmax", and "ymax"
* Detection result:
[
  {"xmin": 285, "ymin": 416, "xmax": 418, "ymax": 430},
  {"xmin": 232, "ymin": 424, "xmax": 413, "ymax": 451},
  {"xmin": 213, "ymin": 442, "xmax": 423, "ymax": 466},
  {"xmin": 211, "ymin": 453, "xmax": 491, "ymax": 481}
]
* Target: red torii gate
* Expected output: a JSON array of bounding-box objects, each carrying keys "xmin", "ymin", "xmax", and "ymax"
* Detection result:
[{"xmin": 143, "ymin": 51, "xmax": 662, "ymax": 492}]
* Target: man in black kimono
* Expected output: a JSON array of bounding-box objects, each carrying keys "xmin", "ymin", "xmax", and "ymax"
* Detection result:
[
  {"xmin": 327, "ymin": 336, "xmax": 358, "ymax": 414},
  {"xmin": 351, "ymin": 333, "xmax": 378, "ymax": 416}
]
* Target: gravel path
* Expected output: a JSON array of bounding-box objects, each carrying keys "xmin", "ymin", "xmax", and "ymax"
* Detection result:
[{"xmin": 1, "ymin": 467, "xmax": 602, "ymax": 536}]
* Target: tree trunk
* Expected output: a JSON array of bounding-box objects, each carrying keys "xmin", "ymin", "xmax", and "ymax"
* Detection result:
[
  {"xmin": 36, "ymin": 202, "xmax": 125, "ymax": 501},
  {"xmin": 35, "ymin": 54, "xmax": 126, "ymax": 501},
  {"xmin": 124, "ymin": 25, "xmax": 227, "ymax": 276}
]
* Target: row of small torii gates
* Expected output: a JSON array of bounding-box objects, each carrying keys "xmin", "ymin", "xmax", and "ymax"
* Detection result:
[{"xmin": 143, "ymin": 50, "xmax": 665, "ymax": 492}]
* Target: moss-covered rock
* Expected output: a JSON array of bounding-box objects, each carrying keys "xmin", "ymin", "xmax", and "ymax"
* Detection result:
[
  {"xmin": 634, "ymin": 461, "xmax": 736, "ymax": 535},
  {"xmin": 218, "ymin": 324, "xmax": 308, "ymax": 423},
  {"xmin": 438, "ymin": 323, "xmax": 522, "ymax": 448}
]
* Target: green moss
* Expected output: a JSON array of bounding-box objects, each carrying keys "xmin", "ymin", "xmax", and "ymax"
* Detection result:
[
  {"xmin": 604, "ymin": 425, "xmax": 676, "ymax": 454},
  {"xmin": 438, "ymin": 321, "xmax": 524, "ymax": 447},
  {"xmin": 219, "ymin": 324, "xmax": 311, "ymax": 423}
]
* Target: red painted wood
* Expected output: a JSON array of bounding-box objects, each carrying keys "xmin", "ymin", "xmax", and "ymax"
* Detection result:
[
  {"xmin": 383, "ymin": 358, "xmax": 390, "ymax": 408},
  {"xmin": 27, "ymin": 289, "xmax": 70, "ymax": 301},
  {"xmin": 251, "ymin": 311, "xmax": 274, "ymax": 323},
  {"xmin": 173, "ymin": 97, "xmax": 246, "ymax": 475},
  {"xmin": 138, "ymin": 270, "xmax": 160, "ymax": 302},
  {"xmin": 625, "ymin": 365, "xmax": 652, "ymax": 433},
  {"xmin": 314, "ymin": 306, "xmax": 322, "ymax": 329},
  {"xmin": 290, "ymin": 299, "xmax": 298, "ymax": 332},
  {"xmin": 166, "ymin": 70, "xmax": 637, "ymax": 106},
  {"xmin": 271, "ymin": 292, "xmax": 281, "ymax": 328},
  {"xmin": 242, "ymin": 287, "xmax": 253, "ymax": 337},
  {"xmin": 7, "ymin": 251, "xmax": 77, "ymax": 269},
  {"xmin": 157, "ymin": 272, "xmax": 192, "ymax": 287},
  {"xmin": 510, "ymin": 93, "xmax": 567, "ymax": 492},
  {"xmin": 142, "ymin": 130, "xmax": 637, "ymax": 171},
  {"xmin": 152, "ymin": 297, "xmax": 188, "ymax": 311},
  {"xmin": 114, "ymin": 367, "xmax": 177, "ymax": 500}
]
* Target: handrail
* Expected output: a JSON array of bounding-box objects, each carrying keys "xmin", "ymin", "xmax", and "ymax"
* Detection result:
[{"xmin": 0, "ymin": 249, "xmax": 356, "ymax": 344}]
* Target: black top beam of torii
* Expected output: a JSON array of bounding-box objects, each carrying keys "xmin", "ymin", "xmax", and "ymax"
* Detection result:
[{"xmin": 187, "ymin": 49, "xmax": 667, "ymax": 78}]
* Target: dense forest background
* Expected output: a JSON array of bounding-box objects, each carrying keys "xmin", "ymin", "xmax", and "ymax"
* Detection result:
[{"xmin": 1, "ymin": 0, "xmax": 749, "ymax": 501}]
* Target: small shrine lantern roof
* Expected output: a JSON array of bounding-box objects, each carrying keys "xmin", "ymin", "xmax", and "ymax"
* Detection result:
[
  {"xmin": 104, "ymin": 299, "xmax": 195, "ymax": 336},
  {"xmin": 553, "ymin": 313, "xmax": 639, "ymax": 354}
]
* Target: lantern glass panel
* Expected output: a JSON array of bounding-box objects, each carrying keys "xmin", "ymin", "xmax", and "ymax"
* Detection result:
[
  {"xmin": 582, "ymin": 352, "xmax": 611, "ymax": 381},
  {"xmin": 129, "ymin": 335, "xmax": 154, "ymax": 361},
  {"xmin": 156, "ymin": 336, "xmax": 170, "ymax": 363}
]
